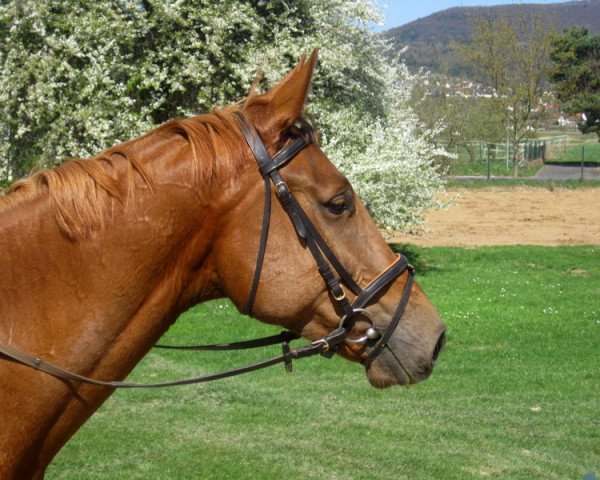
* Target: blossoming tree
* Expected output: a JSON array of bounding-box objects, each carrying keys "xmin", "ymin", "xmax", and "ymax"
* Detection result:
[{"xmin": 0, "ymin": 0, "xmax": 446, "ymax": 230}]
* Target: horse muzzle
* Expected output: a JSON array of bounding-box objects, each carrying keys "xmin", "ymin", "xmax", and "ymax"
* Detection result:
[{"xmin": 365, "ymin": 320, "xmax": 446, "ymax": 389}]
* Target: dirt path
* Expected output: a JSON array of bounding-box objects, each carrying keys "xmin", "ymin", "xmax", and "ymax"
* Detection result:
[{"xmin": 389, "ymin": 187, "xmax": 600, "ymax": 246}]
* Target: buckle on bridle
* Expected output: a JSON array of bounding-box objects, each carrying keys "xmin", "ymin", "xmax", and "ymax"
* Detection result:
[
  {"xmin": 311, "ymin": 338, "xmax": 335, "ymax": 358},
  {"xmin": 274, "ymin": 181, "xmax": 288, "ymax": 198},
  {"xmin": 332, "ymin": 286, "xmax": 346, "ymax": 302},
  {"xmin": 312, "ymin": 339, "xmax": 330, "ymax": 352}
]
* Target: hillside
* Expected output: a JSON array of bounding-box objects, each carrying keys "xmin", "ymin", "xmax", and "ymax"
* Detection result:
[{"xmin": 383, "ymin": 0, "xmax": 600, "ymax": 77}]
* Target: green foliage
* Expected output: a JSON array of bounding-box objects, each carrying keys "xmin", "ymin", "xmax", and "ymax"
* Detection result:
[
  {"xmin": 0, "ymin": 1, "xmax": 151, "ymax": 175},
  {"xmin": 456, "ymin": 9, "xmax": 554, "ymax": 176},
  {"xmin": 0, "ymin": 0, "xmax": 387, "ymax": 169},
  {"xmin": 46, "ymin": 246, "xmax": 600, "ymax": 479},
  {"xmin": 549, "ymin": 27, "xmax": 600, "ymax": 139},
  {"xmin": 412, "ymin": 89, "xmax": 506, "ymax": 165},
  {"xmin": 0, "ymin": 0, "xmax": 446, "ymax": 231}
]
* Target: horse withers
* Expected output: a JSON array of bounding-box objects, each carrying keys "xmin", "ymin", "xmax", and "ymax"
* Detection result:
[{"xmin": 0, "ymin": 50, "xmax": 445, "ymax": 479}]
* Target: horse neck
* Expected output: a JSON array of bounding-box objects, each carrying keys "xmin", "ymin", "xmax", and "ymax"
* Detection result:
[
  {"xmin": 0, "ymin": 160, "xmax": 222, "ymax": 375},
  {"xmin": 0, "ymin": 136, "xmax": 239, "ymax": 478}
]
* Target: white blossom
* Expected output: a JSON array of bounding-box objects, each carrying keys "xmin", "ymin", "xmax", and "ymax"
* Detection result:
[{"xmin": 0, "ymin": 0, "xmax": 447, "ymax": 230}]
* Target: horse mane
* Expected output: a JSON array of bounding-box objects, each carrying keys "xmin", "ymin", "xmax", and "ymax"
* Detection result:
[
  {"xmin": 1, "ymin": 150, "xmax": 149, "ymax": 241},
  {"xmin": 0, "ymin": 89, "xmax": 318, "ymax": 243},
  {"xmin": 0, "ymin": 105, "xmax": 256, "ymax": 241}
]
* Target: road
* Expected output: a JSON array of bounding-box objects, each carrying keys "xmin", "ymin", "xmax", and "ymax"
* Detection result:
[{"xmin": 534, "ymin": 164, "xmax": 600, "ymax": 180}]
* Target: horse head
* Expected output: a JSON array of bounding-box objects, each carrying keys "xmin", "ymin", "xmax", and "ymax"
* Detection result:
[{"xmin": 213, "ymin": 51, "xmax": 446, "ymax": 388}]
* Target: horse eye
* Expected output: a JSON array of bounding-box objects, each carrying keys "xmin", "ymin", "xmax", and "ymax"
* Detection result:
[{"xmin": 326, "ymin": 195, "xmax": 347, "ymax": 215}]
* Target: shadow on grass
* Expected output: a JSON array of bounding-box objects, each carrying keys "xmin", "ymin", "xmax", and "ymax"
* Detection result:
[{"xmin": 388, "ymin": 243, "xmax": 443, "ymax": 276}]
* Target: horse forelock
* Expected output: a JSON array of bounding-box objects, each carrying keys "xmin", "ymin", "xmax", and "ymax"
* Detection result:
[{"xmin": 0, "ymin": 106, "xmax": 262, "ymax": 242}]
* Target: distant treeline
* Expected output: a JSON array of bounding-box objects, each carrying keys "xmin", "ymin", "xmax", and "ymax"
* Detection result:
[{"xmin": 383, "ymin": 0, "xmax": 600, "ymax": 77}]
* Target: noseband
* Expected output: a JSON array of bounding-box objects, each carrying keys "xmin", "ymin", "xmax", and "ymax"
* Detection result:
[
  {"xmin": 0, "ymin": 115, "xmax": 416, "ymax": 388},
  {"xmin": 236, "ymin": 114, "xmax": 414, "ymax": 367}
]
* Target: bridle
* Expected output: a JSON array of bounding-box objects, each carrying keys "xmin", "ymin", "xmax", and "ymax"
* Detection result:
[
  {"xmin": 235, "ymin": 113, "xmax": 415, "ymax": 368},
  {"xmin": 0, "ymin": 114, "xmax": 415, "ymax": 388}
]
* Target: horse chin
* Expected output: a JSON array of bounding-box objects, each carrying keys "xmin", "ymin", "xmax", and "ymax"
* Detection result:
[
  {"xmin": 365, "ymin": 362, "xmax": 410, "ymax": 389},
  {"xmin": 364, "ymin": 347, "xmax": 435, "ymax": 389}
]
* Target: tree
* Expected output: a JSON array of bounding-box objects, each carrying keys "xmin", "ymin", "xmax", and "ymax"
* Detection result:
[
  {"xmin": 549, "ymin": 27, "xmax": 600, "ymax": 140},
  {"xmin": 411, "ymin": 80, "xmax": 506, "ymax": 165},
  {"xmin": 323, "ymin": 63, "xmax": 449, "ymax": 231},
  {"xmin": 0, "ymin": 0, "xmax": 447, "ymax": 231},
  {"xmin": 456, "ymin": 9, "xmax": 553, "ymax": 176}
]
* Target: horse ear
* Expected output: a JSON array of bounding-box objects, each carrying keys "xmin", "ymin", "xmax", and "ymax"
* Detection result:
[{"xmin": 246, "ymin": 49, "xmax": 318, "ymax": 137}]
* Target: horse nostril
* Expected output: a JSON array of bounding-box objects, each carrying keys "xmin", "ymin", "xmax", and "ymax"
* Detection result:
[{"xmin": 432, "ymin": 331, "xmax": 445, "ymax": 363}]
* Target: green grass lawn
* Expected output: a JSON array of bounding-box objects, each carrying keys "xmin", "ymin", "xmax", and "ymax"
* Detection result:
[
  {"xmin": 545, "ymin": 141, "xmax": 600, "ymax": 165},
  {"xmin": 47, "ymin": 246, "xmax": 599, "ymax": 480},
  {"xmin": 446, "ymin": 157, "xmax": 544, "ymax": 178},
  {"xmin": 447, "ymin": 133, "xmax": 600, "ymax": 176}
]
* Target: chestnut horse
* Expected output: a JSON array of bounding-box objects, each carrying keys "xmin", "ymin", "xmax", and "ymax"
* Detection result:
[{"xmin": 0, "ymin": 51, "xmax": 445, "ymax": 479}]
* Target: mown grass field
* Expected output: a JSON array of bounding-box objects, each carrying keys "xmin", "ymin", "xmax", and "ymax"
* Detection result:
[
  {"xmin": 447, "ymin": 131, "xmax": 600, "ymax": 176},
  {"xmin": 545, "ymin": 141, "xmax": 600, "ymax": 165},
  {"xmin": 446, "ymin": 155, "xmax": 544, "ymax": 177},
  {"xmin": 47, "ymin": 246, "xmax": 599, "ymax": 480}
]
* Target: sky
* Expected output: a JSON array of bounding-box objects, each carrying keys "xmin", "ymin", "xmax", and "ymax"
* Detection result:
[{"xmin": 376, "ymin": 0, "xmax": 579, "ymax": 30}]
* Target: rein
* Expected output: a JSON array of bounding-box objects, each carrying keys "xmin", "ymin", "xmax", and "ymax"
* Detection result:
[{"xmin": 0, "ymin": 115, "xmax": 415, "ymax": 388}]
